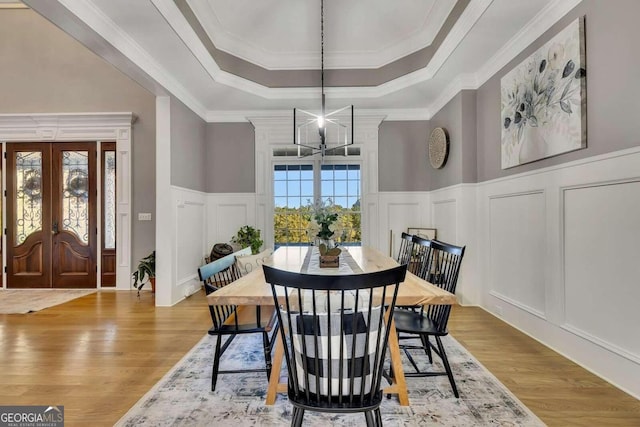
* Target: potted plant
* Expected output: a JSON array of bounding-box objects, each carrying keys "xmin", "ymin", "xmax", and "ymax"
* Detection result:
[
  {"xmin": 132, "ymin": 250, "xmax": 155, "ymax": 296},
  {"xmin": 309, "ymin": 198, "xmax": 342, "ymax": 267},
  {"xmin": 232, "ymin": 226, "xmax": 263, "ymax": 255}
]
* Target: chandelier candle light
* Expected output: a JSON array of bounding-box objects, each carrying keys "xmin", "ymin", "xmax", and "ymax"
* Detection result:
[{"xmin": 293, "ymin": 0, "xmax": 354, "ymax": 159}]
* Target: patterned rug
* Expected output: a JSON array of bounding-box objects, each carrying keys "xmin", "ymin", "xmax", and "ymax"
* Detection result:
[
  {"xmin": 116, "ymin": 333, "xmax": 545, "ymax": 426},
  {"xmin": 0, "ymin": 289, "xmax": 96, "ymax": 314}
]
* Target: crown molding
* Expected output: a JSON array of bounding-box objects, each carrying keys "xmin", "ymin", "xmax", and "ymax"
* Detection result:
[
  {"xmin": 42, "ymin": 0, "xmax": 579, "ymax": 122},
  {"xmin": 207, "ymin": 108, "xmax": 427, "ymax": 124},
  {"xmin": 425, "ymin": 74, "xmax": 478, "ymax": 118},
  {"xmin": 153, "ymin": 0, "xmax": 489, "ymax": 100},
  {"xmin": 0, "ymin": 112, "xmax": 136, "ymax": 127},
  {"xmin": 51, "ymin": 0, "xmax": 209, "ymax": 120},
  {"xmin": 187, "ymin": 0, "xmax": 455, "ymax": 71},
  {"xmin": 473, "ymin": 0, "xmax": 583, "ymax": 89},
  {"xmin": 0, "ymin": 3, "xmax": 29, "ymax": 9},
  {"xmin": 197, "ymin": 0, "xmax": 580, "ymax": 123},
  {"xmin": 423, "ymin": 0, "xmax": 582, "ymax": 119}
]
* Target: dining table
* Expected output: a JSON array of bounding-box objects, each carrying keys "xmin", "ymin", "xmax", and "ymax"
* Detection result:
[{"xmin": 205, "ymin": 245, "xmax": 457, "ymax": 406}]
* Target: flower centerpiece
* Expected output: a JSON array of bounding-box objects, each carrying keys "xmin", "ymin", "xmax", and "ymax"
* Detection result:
[{"xmin": 308, "ymin": 198, "xmax": 341, "ymax": 267}]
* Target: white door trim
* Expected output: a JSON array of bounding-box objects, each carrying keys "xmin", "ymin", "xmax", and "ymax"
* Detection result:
[{"xmin": 0, "ymin": 112, "xmax": 135, "ymax": 289}]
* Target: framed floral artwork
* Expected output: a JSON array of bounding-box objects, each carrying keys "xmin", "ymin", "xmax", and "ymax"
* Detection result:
[{"xmin": 501, "ymin": 17, "xmax": 586, "ymax": 169}]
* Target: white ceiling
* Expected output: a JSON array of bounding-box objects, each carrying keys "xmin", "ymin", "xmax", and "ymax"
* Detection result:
[
  {"xmin": 188, "ymin": 0, "xmax": 456, "ymax": 70},
  {"xmin": 24, "ymin": 0, "xmax": 581, "ymax": 121}
]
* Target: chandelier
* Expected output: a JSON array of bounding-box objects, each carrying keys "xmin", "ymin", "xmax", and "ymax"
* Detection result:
[{"xmin": 293, "ymin": 0, "xmax": 354, "ymax": 159}]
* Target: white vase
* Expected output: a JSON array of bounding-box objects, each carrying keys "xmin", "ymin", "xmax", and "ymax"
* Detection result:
[{"xmin": 518, "ymin": 125, "xmax": 546, "ymax": 164}]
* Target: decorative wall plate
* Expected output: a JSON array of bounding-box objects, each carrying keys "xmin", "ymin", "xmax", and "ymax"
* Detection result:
[{"xmin": 428, "ymin": 127, "xmax": 449, "ymax": 169}]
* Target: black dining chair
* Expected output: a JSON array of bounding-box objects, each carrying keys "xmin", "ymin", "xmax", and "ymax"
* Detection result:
[
  {"xmin": 198, "ymin": 253, "xmax": 278, "ymax": 391},
  {"xmin": 263, "ymin": 264, "xmax": 407, "ymax": 427},
  {"xmin": 409, "ymin": 235, "xmax": 432, "ymax": 277},
  {"xmin": 392, "ymin": 239, "xmax": 465, "ymax": 398},
  {"xmin": 396, "ymin": 232, "xmax": 415, "ymax": 267}
]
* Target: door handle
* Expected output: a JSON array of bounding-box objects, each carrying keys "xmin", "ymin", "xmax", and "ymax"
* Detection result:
[{"xmin": 52, "ymin": 221, "xmax": 59, "ymax": 235}]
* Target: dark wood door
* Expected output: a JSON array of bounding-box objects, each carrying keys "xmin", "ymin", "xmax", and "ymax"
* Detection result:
[{"xmin": 6, "ymin": 142, "xmax": 97, "ymax": 288}]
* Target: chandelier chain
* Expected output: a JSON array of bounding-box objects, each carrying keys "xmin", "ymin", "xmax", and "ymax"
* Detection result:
[{"xmin": 320, "ymin": 0, "xmax": 324, "ymax": 97}]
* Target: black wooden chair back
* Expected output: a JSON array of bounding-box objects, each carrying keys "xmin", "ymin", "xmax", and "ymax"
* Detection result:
[
  {"xmin": 397, "ymin": 232, "xmax": 415, "ymax": 266},
  {"xmin": 392, "ymin": 239, "xmax": 465, "ymax": 398},
  {"xmin": 263, "ymin": 264, "xmax": 407, "ymax": 427},
  {"xmin": 199, "ymin": 253, "xmax": 243, "ymax": 330},
  {"xmin": 420, "ymin": 239, "xmax": 465, "ymax": 333},
  {"xmin": 410, "ymin": 235, "xmax": 432, "ymax": 278},
  {"xmin": 198, "ymin": 251, "xmax": 277, "ymax": 391}
]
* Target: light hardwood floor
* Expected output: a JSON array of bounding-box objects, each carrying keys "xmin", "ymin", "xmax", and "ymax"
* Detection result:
[{"xmin": 0, "ymin": 290, "xmax": 638, "ymax": 426}]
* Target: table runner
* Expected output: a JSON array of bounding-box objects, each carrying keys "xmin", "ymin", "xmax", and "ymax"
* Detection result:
[{"xmin": 301, "ymin": 247, "xmax": 364, "ymax": 275}]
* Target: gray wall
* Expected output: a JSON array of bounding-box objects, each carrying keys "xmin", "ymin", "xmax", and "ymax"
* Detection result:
[
  {"xmin": 170, "ymin": 97, "xmax": 207, "ymax": 192},
  {"xmin": 429, "ymin": 94, "xmax": 462, "ymax": 190},
  {"xmin": 0, "ymin": 9, "xmax": 157, "ymax": 263},
  {"xmin": 426, "ymin": 90, "xmax": 478, "ymax": 190},
  {"xmin": 477, "ymin": 0, "xmax": 640, "ymax": 182},
  {"xmin": 205, "ymin": 123, "xmax": 255, "ymax": 193},
  {"xmin": 378, "ymin": 91, "xmax": 478, "ymax": 192},
  {"xmin": 378, "ymin": 121, "xmax": 431, "ymax": 191}
]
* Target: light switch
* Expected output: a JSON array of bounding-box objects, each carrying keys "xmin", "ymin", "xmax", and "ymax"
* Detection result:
[{"xmin": 138, "ymin": 213, "xmax": 152, "ymax": 221}]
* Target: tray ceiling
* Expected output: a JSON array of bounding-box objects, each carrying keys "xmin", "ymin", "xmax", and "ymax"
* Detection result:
[{"xmin": 22, "ymin": 0, "xmax": 576, "ymax": 120}]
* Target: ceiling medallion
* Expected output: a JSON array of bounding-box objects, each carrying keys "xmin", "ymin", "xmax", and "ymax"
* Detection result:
[
  {"xmin": 293, "ymin": 0, "xmax": 354, "ymax": 159},
  {"xmin": 428, "ymin": 127, "xmax": 449, "ymax": 169}
]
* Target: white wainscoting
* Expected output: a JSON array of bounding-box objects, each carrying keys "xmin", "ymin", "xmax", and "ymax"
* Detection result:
[
  {"xmin": 206, "ymin": 193, "xmax": 257, "ymax": 251},
  {"xmin": 478, "ymin": 146, "xmax": 640, "ymax": 399},
  {"xmin": 376, "ymin": 192, "xmax": 430, "ymax": 258},
  {"xmin": 562, "ymin": 180, "xmax": 640, "ymax": 364},
  {"xmin": 430, "ymin": 184, "xmax": 478, "ymax": 305},
  {"xmin": 488, "ymin": 191, "xmax": 546, "ymax": 318},
  {"xmin": 171, "ymin": 186, "xmax": 207, "ymax": 304}
]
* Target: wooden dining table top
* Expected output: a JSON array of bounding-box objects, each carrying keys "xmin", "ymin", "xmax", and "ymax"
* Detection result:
[{"xmin": 206, "ymin": 246, "xmax": 457, "ymax": 307}]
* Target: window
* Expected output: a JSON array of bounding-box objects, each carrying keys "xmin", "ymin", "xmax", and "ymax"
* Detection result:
[
  {"xmin": 273, "ymin": 163, "xmax": 361, "ymax": 247},
  {"xmin": 320, "ymin": 165, "xmax": 361, "ymax": 245},
  {"xmin": 274, "ymin": 164, "xmax": 314, "ymax": 246}
]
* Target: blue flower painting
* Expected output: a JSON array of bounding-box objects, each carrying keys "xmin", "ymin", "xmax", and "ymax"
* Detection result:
[{"xmin": 501, "ymin": 18, "xmax": 586, "ymax": 169}]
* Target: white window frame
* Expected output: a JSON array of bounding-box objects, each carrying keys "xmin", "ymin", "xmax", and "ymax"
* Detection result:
[{"xmin": 271, "ymin": 156, "xmax": 363, "ymax": 247}]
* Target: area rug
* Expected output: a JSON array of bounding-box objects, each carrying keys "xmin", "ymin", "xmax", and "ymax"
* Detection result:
[
  {"xmin": 0, "ymin": 289, "xmax": 97, "ymax": 314},
  {"xmin": 116, "ymin": 333, "xmax": 545, "ymax": 426}
]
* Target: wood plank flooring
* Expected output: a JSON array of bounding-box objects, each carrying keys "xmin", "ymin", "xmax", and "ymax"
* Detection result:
[{"xmin": 0, "ymin": 290, "xmax": 638, "ymax": 426}]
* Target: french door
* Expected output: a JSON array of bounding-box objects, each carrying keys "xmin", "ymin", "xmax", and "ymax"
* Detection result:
[{"xmin": 6, "ymin": 142, "xmax": 97, "ymax": 288}]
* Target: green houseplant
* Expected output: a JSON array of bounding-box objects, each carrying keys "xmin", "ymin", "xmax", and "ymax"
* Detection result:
[
  {"xmin": 232, "ymin": 226, "xmax": 263, "ymax": 255},
  {"xmin": 132, "ymin": 250, "xmax": 155, "ymax": 296}
]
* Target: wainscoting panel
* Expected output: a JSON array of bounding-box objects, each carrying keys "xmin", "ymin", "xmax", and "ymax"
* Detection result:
[
  {"xmin": 563, "ymin": 180, "xmax": 640, "ymax": 362},
  {"xmin": 432, "ymin": 200, "xmax": 457, "ymax": 245},
  {"xmin": 172, "ymin": 186, "xmax": 207, "ymax": 303},
  {"xmin": 377, "ymin": 192, "xmax": 430, "ymax": 258},
  {"xmin": 489, "ymin": 191, "xmax": 546, "ymax": 317},
  {"xmin": 175, "ymin": 200, "xmax": 206, "ymax": 285},
  {"xmin": 207, "ymin": 193, "xmax": 257, "ymax": 251},
  {"xmin": 430, "ymin": 185, "xmax": 478, "ymax": 305},
  {"xmin": 479, "ymin": 147, "xmax": 640, "ymax": 398}
]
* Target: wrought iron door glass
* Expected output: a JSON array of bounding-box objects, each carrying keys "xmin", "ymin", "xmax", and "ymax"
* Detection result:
[
  {"xmin": 104, "ymin": 151, "xmax": 116, "ymax": 249},
  {"xmin": 61, "ymin": 150, "xmax": 89, "ymax": 244},
  {"xmin": 15, "ymin": 151, "xmax": 43, "ymax": 245}
]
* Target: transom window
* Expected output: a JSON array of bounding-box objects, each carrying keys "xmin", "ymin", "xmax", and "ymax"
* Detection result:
[{"xmin": 273, "ymin": 163, "xmax": 361, "ymax": 247}]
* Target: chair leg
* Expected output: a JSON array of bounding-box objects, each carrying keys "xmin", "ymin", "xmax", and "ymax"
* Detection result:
[
  {"xmin": 262, "ymin": 331, "xmax": 272, "ymax": 381},
  {"xmin": 421, "ymin": 334, "xmax": 433, "ymax": 363},
  {"xmin": 374, "ymin": 408, "xmax": 382, "ymax": 426},
  {"xmin": 364, "ymin": 410, "xmax": 375, "ymax": 427},
  {"xmin": 212, "ymin": 334, "xmax": 223, "ymax": 391},
  {"xmin": 291, "ymin": 407, "xmax": 305, "ymax": 427},
  {"xmin": 435, "ymin": 336, "xmax": 459, "ymax": 398}
]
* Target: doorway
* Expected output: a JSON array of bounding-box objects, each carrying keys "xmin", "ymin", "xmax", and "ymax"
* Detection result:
[{"xmin": 6, "ymin": 142, "xmax": 98, "ymax": 288}]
